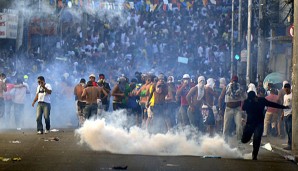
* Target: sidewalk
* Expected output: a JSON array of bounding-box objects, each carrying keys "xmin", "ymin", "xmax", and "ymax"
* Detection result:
[{"xmin": 262, "ymin": 135, "xmax": 298, "ymax": 164}]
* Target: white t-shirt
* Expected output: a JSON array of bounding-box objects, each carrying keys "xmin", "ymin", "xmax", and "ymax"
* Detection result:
[
  {"xmin": 36, "ymin": 83, "xmax": 52, "ymax": 104},
  {"xmin": 283, "ymin": 92, "xmax": 292, "ymax": 116}
]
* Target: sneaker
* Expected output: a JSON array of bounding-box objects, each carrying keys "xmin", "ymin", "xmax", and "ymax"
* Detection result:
[
  {"xmin": 283, "ymin": 146, "xmax": 292, "ymax": 150},
  {"xmin": 44, "ymin": 130, "xmax": 49, "ymax": 134},
  {"xmin": 37, "ymin": 131, "xmax": 43, "ymax": 134}
]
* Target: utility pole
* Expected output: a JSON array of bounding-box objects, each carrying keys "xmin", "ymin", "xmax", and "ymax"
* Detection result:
[
  {"xmin": 16, "ymin": 0, "xmax": 24, "ymax": 52},
  {"xmin": 238, "ymin": 0, "xmax": 242, "ymax": 43},
  {"xmin": 237, "ymin": 0, "xmax": 245, "ymax": 80},
  {"xmin": 230, "ymin": 0, "xmax": 235, "ymax": 78},
  {"xmin": 257, "ymin": 0, "xmax": 266, "ymax": 82},
  {"xmin": 246, "ymin": 0, "xmax": 252, "ymax": 85},
  {"xmin": 292, "ymin": 0, "xmax": 298, "ymax": 156}
]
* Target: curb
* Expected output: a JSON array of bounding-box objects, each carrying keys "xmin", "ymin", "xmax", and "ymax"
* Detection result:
[{"xmin": 270, "ymin": 144, "xmax": 298, "ymax": 165}]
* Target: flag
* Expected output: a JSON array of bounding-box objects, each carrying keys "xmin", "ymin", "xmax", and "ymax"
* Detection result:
[
  {"xmin": 168, "ymin": 3, "xmax": 172, "ymax": 10},
  {"xmin": 129, "ymin": 2, "xmax": 134, "ymax": 9},
  {"xmin": 203, "ymin": 0, "xmax": 208, "ymax": 7},
  {"xmin": 150, "ymin": 4, "xmax": 157, "ymax": 12}
]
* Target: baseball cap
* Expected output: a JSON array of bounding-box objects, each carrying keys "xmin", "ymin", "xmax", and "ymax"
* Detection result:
[
  {"xmin": 183, "ymin": 74, "xmax": 190, "ymax": 79},
  {"xmin": 89, "ymin": 74, "xmax": 96, "ymax": 78}
]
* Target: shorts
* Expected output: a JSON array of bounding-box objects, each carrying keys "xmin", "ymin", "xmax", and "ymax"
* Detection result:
[
  {"xmin": 147, "ymin": 107, "xmax": 153, "ymax": 118},
  {"xmin": 202, "ymin": 108, "xmax": 215, "ymax": 126}
]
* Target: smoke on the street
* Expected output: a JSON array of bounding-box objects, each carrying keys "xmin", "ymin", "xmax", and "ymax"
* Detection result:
[{"xmin": 75, "ymin": 110, "xmax": 243, "ymax": 158}]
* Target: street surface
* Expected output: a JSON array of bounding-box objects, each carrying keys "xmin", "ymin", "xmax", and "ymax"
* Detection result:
[{"xmin": 0, "ymin": 128, "xmax": 297, "ymax": 171}]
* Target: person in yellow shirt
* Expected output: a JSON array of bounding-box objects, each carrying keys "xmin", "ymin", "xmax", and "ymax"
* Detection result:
[{"xmin": 146, "ymin": 74, "xmax": 168, "ymax": 133}]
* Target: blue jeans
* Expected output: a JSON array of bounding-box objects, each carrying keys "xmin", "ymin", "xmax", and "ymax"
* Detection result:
[
  {"xmin": 0, "ymin": 98, "xmax": 4, "ymax": 118},
  {"xmin": 187, "ymin": 106, "xmax": 204, "ymax": 132},
  {"xmin": 83, "ymin": 103, "xmax": 98, "ymax": 119},
  {"xmin": 285, "ymin": 115, "xmax": 292, "ymax": 147},
  {"xmin": 36, "ymin": 102, "xmax": 51, "ymax": 132}
]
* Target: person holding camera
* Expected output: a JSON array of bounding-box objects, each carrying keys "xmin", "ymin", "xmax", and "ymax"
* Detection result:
[{"xmin": 32, "ymin": 76, "xmax": 52, "ymax": 134}]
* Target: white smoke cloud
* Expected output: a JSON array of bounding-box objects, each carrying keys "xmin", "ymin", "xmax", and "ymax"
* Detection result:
[{"xmin": 75, "ymin": 110, "xmax": 243, "ymax": 158}]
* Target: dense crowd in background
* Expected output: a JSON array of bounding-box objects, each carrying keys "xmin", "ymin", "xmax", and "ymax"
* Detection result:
[
  {"xmin": 0, "ymin": 2, "xmax": 294, "ymax": 161},
  {"xmin": 0, "ymin": 1, "xmax": 256, "ymax": 88}
]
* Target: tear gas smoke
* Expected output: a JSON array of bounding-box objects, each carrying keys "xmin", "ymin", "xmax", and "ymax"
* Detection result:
[{"xmin": 75, "ymin": 110, "xmax": 243, "ymax": 158}]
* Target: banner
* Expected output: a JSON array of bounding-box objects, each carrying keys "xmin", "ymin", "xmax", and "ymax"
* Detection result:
[
  {"xmin": 5, "ymin": 13, "xmax": 18, "ymax": 39},
  {"xmin": 0, "ymin": 13, "xmax": 6, "ymax": 38},
  {"xmin": 178, "ymin": 56, "xmax": 188, "ymax": 64},
  {"xmin": 0, "ymin": 13, "xmax": 18, "ymax": 39}
]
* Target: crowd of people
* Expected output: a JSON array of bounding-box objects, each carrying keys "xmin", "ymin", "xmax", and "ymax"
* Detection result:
[
  {"xmin": 70, "ymin": 71, "xmax": 291, "ymax": 160},
  {"xmin": 0, "ymin": 1, "xmax": 292, "ymax": 161}
]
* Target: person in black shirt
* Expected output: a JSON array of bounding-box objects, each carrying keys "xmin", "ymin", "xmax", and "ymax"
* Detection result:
[
  {"xmin": 241, "ymin": 91, "xmax": 288, "ymax": 160},
  {"xmin": 98, "ymin": 74, "xmax": 111, "ymax": 111}
]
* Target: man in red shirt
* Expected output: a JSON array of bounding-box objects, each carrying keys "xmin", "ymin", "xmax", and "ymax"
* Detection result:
[{"xmin": 176, "ymin": 74, "xmax": 195, "ymax": 126}]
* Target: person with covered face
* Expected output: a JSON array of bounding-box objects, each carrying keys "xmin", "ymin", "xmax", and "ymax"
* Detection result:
[
  {"xmin": 176, "ymin": 74, "xmax": 195, "ymax": 126},
  {"xmin": 165, "ymin": 76, "xmax": 177, "ymax": 128},
  {"xmin": 221, "ymin": 75, "xmax": 246, "ymax": 141},
  {"xmin": 241, "ymin": 89, "xmax": 288, "ymax": 160},
  {"xmin": 202, "ymin": 78, "xmax": 217, "ymax": 136},
  {"xmin": 89, "ymin": 74, "xmax": 98, "ymax": 87},
  {"xmin": 97, "ymin": 74, "xmax": 111, "ymax": 112},
  {"xmin": 217, "ymin": 77, "xmax": 227, "ymax": 132},
  {"xmin": 186, "ymin": 76, "xmax": 205, "ymax": 132},
  {"xmin": 146, "ymin": 74, "xmax": 168, "ymax": 133}
]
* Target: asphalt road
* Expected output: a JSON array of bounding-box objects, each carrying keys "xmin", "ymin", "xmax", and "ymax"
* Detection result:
[{"xmin": 0, "ymin": 128, "xmax": 297, "ymax": 171}]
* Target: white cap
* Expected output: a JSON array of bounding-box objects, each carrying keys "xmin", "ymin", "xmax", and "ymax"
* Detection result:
[
  {"xmin": 219, "ymin": 78, "xmax": 226, "ymax": 85},
  {"xmin": 247, "ymin": 83, "xmax": 257, "ymax": 94},
  {"xmin": 89, "ymin": 74, "xmax": 96, "ymax": 78},
  {"xmin": 183, "ymin": 74, "xmax": 190, "ymax": 79},
  {"xmin": 202, "ymin": 104, "xmax": 209, "ymax": 109}
]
